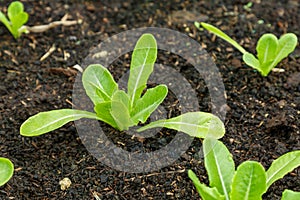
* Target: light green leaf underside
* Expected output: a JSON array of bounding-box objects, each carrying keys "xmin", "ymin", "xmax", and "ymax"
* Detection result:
[
  {"xmin": 281, "ymin": 189, "xmax": 300, "ymax": 200},
  {"xmin": 230, "ymin": 161, "xmax": 267, "ymax": 200},
  {"xmin": 188, "ymin": 170, "xmax": 225, "ymax": 200},
  {"xmin": 127, "ymin": 33, "xmax": 157, "ymax": 107},
  {"xmin": 204, "ymin": 138, "xmax": 235, "ymax": 200},
  {"xmin": 266, "ymin": 150, "xmax": 300, "ymax": 189},
  {"xmin": 131, "ymin": 84, "xmax": 168, "ymax": 124},
  {"xmin": 82, "ymin": 64, "xmax": 118, "ymax": 105},
  {"xmin": 0, "ymin": 157, "xmax": 14, "ymax": 186},
  {"xmin": 20, "ymin": 109, "xmax": 100, "ymax": 136},
  {"xmin": 137, "ymin": 112, "xmax": 225, "ymax": 139},
  {"xmin": 199, "ymin": 22, "xmax": 247, "ymax": 54}
]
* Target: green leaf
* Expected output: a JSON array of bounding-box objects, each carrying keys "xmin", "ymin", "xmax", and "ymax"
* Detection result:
[
  {"xmin": 110, "ymin": 90, "xmax": 133, "ymax": 130},
  {"xmin": 270, "ymin": 33, "xmax": 298, "ymax": 70},
  {"xmin": 255, "ymin": 33, "xmax": 298, "ymax": 76},
  {"xmin": 112, "ymin": 90, "xmax": 131, "ymax": 109},
  {"xmin": 0, "ymin": 157, "xmax": 14, "ymax": 187},
  {"xmin": 82, "ymin": 64, "xmax": 118, "ymax": 105},
  {"xmin": 11, "ymin": 12, "xmax": 28, "ymax": 37},
  {"xmin": 256, "ymin": 34, "xmax": 278, "ymax": 66},
  {"xmin": 0, "ymin": 12, "xmax": 12, "ymax": 33},
  {"xmin": 94, "ymin": 101, "xmax": 118, "ymax": 129},
  {"xmin": 127, "ymin": 33, "xmax": 157, "ymax": 107},
  {"xmin": 203, "ymin": 138, "xmax": 235, "ymax": 200},
  {"xmin": 20, "ymin": 109, "xmax": 100, "ymax": 136},
  {"xmin": 137, "ymin": 112, "xmax": 225, "ymax": 139},
  {"xmin": 230, "ymin": 161, "xmax": 267, "ymax": 200},
  {"xmin": 188, "ymin": 170, "xmax": 225, "ymax": 200},
  {"xmin": 266, "ymin": 150, "xmax": 300, "ymax": 189},
  {"xmin": 131, "ymin": 84, "xmax": 168, "ymax": 124},
  {"xmin": 8, "ymin": 1, "xmax": 24, "ymax": 19},
  {"xmin": 198, "ymin": 22, "xmax": 247, "ymax": 54},
  {"xmin": 281, "ymin": 189, "xmax": 300, "ymax": 200},
  {"xmin": 242, "ymin": 52, "xmax": 261, "ymax": 72},
  {"xmin": 7, "ymin": 1, "xmax": 28, "ymax": 38}
]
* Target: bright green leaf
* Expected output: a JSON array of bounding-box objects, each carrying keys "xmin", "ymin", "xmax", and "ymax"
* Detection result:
[
  {"xmin": 203, "ymin": 138, "xmax": 235, "ymax": 199},
  {"xmin": 127, "ymin": 33, "xmax": 157, "ymax": 107},
  {"xmin": 82, "ymin": 64, "xmax": 118, "ymax": 105},
  {"xmin": 0, "ymin": 12, "xmax": 12, "ymax": 33},
  {"xmin": 242, "ymin": 52, "xmax": 261, "ymax": 72},
  {"xmin": 188, "ymin": 170, "xmax": 225, "ymax": 200},
  {"xmin": 0, "ymin": 157, "xmax": 14, "ymax": 186},
  {"xmin": 111, "ymin": 90, "xmax": 131, "ymax": 110},
  {"xmin": 281, "ymin": 189, "xmax": 300, "ymax": 200},
  {"xmin": 1, "ymin": 1, "xmax": 29, "ymax": 39},
  {"xmin": 270, "ymin": 33, "xmax": 298, "ymax": 70},
  {"xmin": 20, "ymin": 109, "xmax": 100, "ymax": 136},
  {"xmin": 256, "ymin": 34, "xmax": 278, "ymax": 66},
  {"xmin": 198, "ymin": 22, "xmax": 247, "ymax": 54},
  {"xmin": 266, "ymin": 150, "xmax": 300, "ymax": 189},
  {"xmin": 230, "ymin": 161, "xmax": 267, "ymax": 200},
  {"xmin": 110, "ymin": 90, "xmax": 133, "ymax": 130},
  {"xmin": 94, "ymin": 101, "xmax": 118, "ymax": 129},
  {"xmin": 11, "ymin": 12, "xmax": 28, "ymax": 37},
  {"xmin": 131, "ymin": 84, "xmax": 168, "ymax": 124},
  {"xmin": 8, "ymin": 1, "xmax": 24, "ymax": 19},
  {"xmin": 137, "ymin": 112, "xmax": 225, "ymax": 139}
]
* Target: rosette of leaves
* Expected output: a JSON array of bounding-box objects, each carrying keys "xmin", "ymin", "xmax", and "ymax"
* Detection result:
[
  {"xmin": 195, "ymin": 22, "xmax": 298, "ymax": 76},
  {"xmin": 188, "ymin": 138, "xmax": 300, "ymax": 200},
  {"xmin": 20, "ymin": 33, "xmax": 225, "ymax": 140},
  {"xmin": 0, "ymin": 1, "xmax": 29, "ymax": 39}
]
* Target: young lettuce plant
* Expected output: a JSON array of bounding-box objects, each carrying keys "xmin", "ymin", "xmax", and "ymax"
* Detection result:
[
  {"xmin": 195, "ymin": 22, "xmax": 298, "ymax": 76},
  {"xmin": 0, "ymin": 157, "xmax": 14, "ymax": 186},
  {"xmin": 188, "ymin": 137, "xmax": 300, "ymax": 200},
  {"xmin": 0, "ymin": 1, "xmax": 29, "ymax": 39},
  {"xmin": 20, "ymin": 33, "xmax": 225, "ymax": 140}
]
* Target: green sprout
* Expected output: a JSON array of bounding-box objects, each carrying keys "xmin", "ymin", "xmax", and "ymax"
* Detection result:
[
  {"xmin": 20, "ymin": 33, "xmax": 225, "ymax": 140},
  {"xmin": 0, "ymin": 1, "xmax": 29, "ymax": 39},
  {"xmin": 243, "ymin": 2, "xmax": 253, "ymax": 12},
  {"xmin": 195, "ymin": 22, "xmax": 298, "ymax": 76},
  {"xmin": 0, "ymin": 157, "xmax": 14, "ymax": 186},
  {"xmin": 188, "ymin": 138, "xmax": 300, "ymax": 200}
]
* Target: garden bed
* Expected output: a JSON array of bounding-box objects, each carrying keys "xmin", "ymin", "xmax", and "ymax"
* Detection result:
[{"xmin": 0, "ymin": 0, "xmax": 299, "ymax": 199}]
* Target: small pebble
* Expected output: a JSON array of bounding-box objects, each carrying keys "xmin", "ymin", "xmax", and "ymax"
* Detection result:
[{"xmin": 59, "ymin": 177, "xmax": 72, "ymax": 191}]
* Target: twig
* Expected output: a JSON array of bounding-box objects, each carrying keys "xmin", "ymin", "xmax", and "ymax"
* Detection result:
[
  {"xmin": 22, "ymin": 14, "xmax": 82, "ymax": 33},
  {"xmin": 40, "ymin": 44, "xmax": 56, "ymax": 61}
]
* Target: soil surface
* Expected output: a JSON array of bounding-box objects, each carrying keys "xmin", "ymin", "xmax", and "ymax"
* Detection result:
[{"xmin": 0, "ymin": 0, "xmax": 299, "ymax": 199}]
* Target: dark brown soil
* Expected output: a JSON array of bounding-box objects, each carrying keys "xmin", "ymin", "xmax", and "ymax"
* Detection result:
[{"xmin": 0, "ymin": 0, "xmax": 299, "ymax": 199}]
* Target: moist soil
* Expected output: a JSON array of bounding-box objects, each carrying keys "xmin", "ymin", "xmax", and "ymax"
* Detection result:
[{"xmin": 0, "ymin": 0, "xmax": 299, "ymax": 199}]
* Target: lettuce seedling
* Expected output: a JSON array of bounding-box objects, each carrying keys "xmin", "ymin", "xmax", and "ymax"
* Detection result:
[
  {"xmin": 20, "ymin": 33, "xmax": 225, "ymax": 139},
  {"xmin": 281, "ymin": 190, "xmax": 300, "ymax": 200},
  {"xmin": 195, "ymin": 22, "xmax": 298, "ymax": 76},
  {"xmin": 188, "ymin": 138, "xmax": 300, "ymax": 200},
  {"xmin": 0, "ymin": 1, "xmax": 29, "ymax": 39},
  {"xmin": 0, "ymin": 157, "xmax": 14, "ymax": 186}
]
